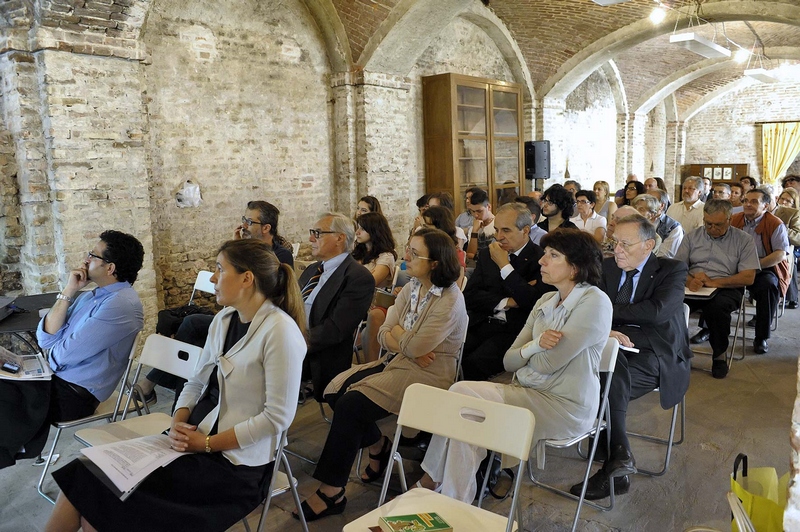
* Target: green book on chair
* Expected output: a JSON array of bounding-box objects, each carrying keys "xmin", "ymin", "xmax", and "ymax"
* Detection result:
[{"xmin": 378, "ymin": 512, "xmax": 452, "ymax": 532}]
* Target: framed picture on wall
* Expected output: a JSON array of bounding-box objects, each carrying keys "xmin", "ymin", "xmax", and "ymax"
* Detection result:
[
  {"xmin": 703, "ymin": 167, "xmax": 713, "ymax": 178},
  {"xmin": 713, "ymin": 167, "xmax": 722, "ymax": 180},
  {"xmin": 723, "ymin": 167, "xmax": 732, "ymax": 180}
]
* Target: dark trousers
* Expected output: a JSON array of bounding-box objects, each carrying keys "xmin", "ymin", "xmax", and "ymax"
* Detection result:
[
  {"xmin": 48, "ymin": 376, "xmax": 100, "ymax": 424},
  {"xmin": 312, "ymin": 365, "xmax": 390, "ymax": 487},
  {"xmin": 461, "ymin": 319, "xmax": 520, "ymax": 381},
  {"xmin": 602, "ymin": 347, "xmax": 660, "ymax": 452},
  {"xmin": 788, "ymin": 256, "xmax": 799, "ymax": 304},
  {"xmin": 687, "ymin": 288, "xmax": 743, "ymax": 357},
  {"xmin": 748, "ymin": 270, "xmax": 779, "ymax": 340}
]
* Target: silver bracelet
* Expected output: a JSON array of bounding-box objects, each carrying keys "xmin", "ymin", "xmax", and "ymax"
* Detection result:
[{"xmin": 56, "ymin": 293, "xmax": 74, "ymax": 303}]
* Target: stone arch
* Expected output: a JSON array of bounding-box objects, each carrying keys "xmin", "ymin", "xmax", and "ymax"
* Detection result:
[
  {"xmin": 297, "ymin": 0, "xmax": 352, "ymax": 72},
  {"xmin": 682, "ymin": 78, "xmax": 757, "ymax": 123},
  {"xmin": 634, "ymin": 47, "xmax": 800, "ymax": 115},
  {"xmin": 542, "ymin": 1, "xmax": 800, "ymax": 102},
  {"xmin": 599, "ymin": 60, "xmax": 628, "ymax": 115}
]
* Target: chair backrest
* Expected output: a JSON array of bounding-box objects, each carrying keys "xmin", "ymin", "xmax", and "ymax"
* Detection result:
[
  {"xmin": 391, "ymin": 263, "xmax": 410, "ymax": 291},
  {"xmin": 454, "ymin": 325, "xmax": 469, "ymax": 383},
  {"xmin": 109, "ymin": 330, "xmax": 143, "ymax": 421},
  {"xmin": 138, "ymin": 334, "xmax": 204, "ymax": 380},
  {"xmin": 189, "ymin": 270, "xmax": 215, "ymax": 304},
  {"xmin": 292, "ymin": 243, "xmax": 300, "ymax": 259},
  {"xmin": 397, "ymin": 383, "xmax": 535, "ymax": 462},
  {"xmin": 684, "ymin": 303, "xmax": 690, "ymax": 327},
  {"xmin": 599, "ymin": 337, "xmax": 619, "ymax": 373}
]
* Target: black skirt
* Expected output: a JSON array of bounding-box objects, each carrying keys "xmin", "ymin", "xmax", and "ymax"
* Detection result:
[{"xmin": 52, "ymin": 452, "xmax": 273, "ymax": 532}]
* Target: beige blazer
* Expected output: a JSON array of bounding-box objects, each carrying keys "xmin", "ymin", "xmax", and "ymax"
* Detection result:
[{"xmin": 325, "ymin": 282, "xmax": 467, "ymax": 414}]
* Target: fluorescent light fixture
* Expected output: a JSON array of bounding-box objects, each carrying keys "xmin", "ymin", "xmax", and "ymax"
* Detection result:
[
  {"xmin": 734, "ymin": 48, "xmax": 750, "ymax": 63},
  {"xmin": 744, "ymin": 68, "xmax": 778, "ymax": 83},
  {"xmin": 591, "ymin": 0, "xmax": 631, "ymax": 5},
  {"xmin": 670, "ymin": 33, "xmax": 731, "ymax": 59},
  {"xmin": 650, "ymin": 7, "xmax": 667, "ymax": 23}
]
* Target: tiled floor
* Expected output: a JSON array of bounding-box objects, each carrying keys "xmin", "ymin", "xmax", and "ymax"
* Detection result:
[{"xmin": 2, "ymin": 302, "xmax": 797, "ymax": 531}]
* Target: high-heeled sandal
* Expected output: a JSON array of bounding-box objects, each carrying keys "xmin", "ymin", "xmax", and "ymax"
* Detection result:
[
  {"xmin": 361, "ymin": 435, "xmax": 392, "ymax": 483},
  {"xmin": 292, "ymin": 487, "xmax": 347, "ymax": 522}
]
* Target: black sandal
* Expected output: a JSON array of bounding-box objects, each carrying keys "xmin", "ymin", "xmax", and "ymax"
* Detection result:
[
  {"xmin": 292, "ymin": 487, "xmax": 347, "ymax": 522},
  {"xmin": 361, "ymin": 435, "xmax": 392, "ymax": 483}
]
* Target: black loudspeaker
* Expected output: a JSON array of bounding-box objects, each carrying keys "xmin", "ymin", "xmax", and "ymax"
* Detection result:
[{"xmin": 525, "ymin": 140, "xmax": 550, "ymax": 181}]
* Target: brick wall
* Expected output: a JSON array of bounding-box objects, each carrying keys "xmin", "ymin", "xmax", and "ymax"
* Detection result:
[
  {"xmin": 644, "ymin": 102, "xmax": 667, "ymax": 181},
  {"xmin": 685, "ymin": 80, "xmax": 800, "ymax": 183},
  {"xmin": 142, "ymin": 0, "xmax": 332, "ymax": 307},
  {"xmin": 0, "ymin": 129, "xmax": 22, "ymax": 293}
]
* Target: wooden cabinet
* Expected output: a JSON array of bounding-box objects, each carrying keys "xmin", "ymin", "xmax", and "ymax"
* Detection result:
[
  {"xmin": 683, "ymin": 164, "xmax": 750, "ymax": 182},
  {"xmin": 422, "ymin": 73, "xmax": 525, "ymax": 208}
]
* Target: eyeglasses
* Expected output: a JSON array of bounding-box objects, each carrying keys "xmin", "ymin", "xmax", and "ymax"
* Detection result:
[
  {"xmin": 405, "ymin": 245, "xmax": 431, "ymax": 261},
  {"xmin": 86, "ymin": 251, "xmax": 109, "ymax": 263},
  {"xmin": 575, "ymin": 199, "xmax": 593, "ymax": 205},
  {"xmin": 242, "ymin": 216, "xmax": 263, "ymax": 227},
  {"xmin": 609, "ymin": 239, "xmax": 642, "ymax": 251},
  {"xmin": 309, "ymin": 229, "xmax": 338, "ymax": 239},
  {"xmin": 541, "ymin": 199, "xmax": 554, "ymax": 205},
  {"xmin": 625, "ymin": 186, "xmax": 639, "ymax": 191},
  {"xmin": 785, "ymin": 178, "xmax": 799, "ymax": 184}
]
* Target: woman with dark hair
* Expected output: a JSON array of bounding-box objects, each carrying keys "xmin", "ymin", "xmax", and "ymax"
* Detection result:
[
  {"xmin": 46, "ymin": 240, "xmax": 307, "ymax": 532},
  {"xmin": 622, "ymin": 180, "xmax": 645, "ymax": 206},
  {"xmin": 570, "ymin": 190, "xmax": 607, "ymax": 243},
  {"xmin": 423, "ymin": 206, "xmax": 466, "ymax": 269},
  {"xmin": 294, "ymin": 228, "xmax": 467, "ymax": 522},
  {"xmin": 355, "ymin": 195, "xmax": 382, "ymax": 217},
  {"xmin": 538, "ymin": 184, "xmax": 579, "ymax": 232},
  {"xmin": 353, "ymin": 212, "xmax": 397, "ymax": 289},
  {"xmin": 416, "ymin": 229, "xmax": 612, "ymax": 502}
]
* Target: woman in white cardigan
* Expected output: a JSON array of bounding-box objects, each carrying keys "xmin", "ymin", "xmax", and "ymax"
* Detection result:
[
  {"xmin": 45, "ymin": 240, "xmax": 307, "ymax": 532},
  {"xmin": 417, "ymin": 229, "xmax": 612, "ymax": 502}
]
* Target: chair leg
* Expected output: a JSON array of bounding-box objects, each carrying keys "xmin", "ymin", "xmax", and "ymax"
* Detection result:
[
  {"xmin": 36, "ymin": 427, "xmax": 62, "ymax": 504},
  {"xmin": 632, "ymin": 402, "xmax": 679, "ymax": 477},
  {"xmin": 281, "ymin": 453, "xmax": 308, "ymax": 532},
  {"xmin": 319, "ymin": 402, "xmax": 332, "ymax": 424}
]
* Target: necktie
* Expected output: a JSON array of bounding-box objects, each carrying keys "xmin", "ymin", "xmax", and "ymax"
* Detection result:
[
  {"xmin": 302, "ymin": 263, "xmax": 324, "ymax": 301},
  {"xmin": 615, "ymin": 268, "xmax": 638, "ymax": 304},
  {"xmin": 509, "ymin": 253, "xmax": 518, "ymax": 268}
]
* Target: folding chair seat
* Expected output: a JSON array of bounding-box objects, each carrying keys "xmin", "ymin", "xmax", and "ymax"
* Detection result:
[
  {"xmin": 241, "ymin": 429, "xmax": 308, "ymax": 532},
  {"xmin": 37, "ymin": 331, "xmax": 142, "ymax": 503},
  {"xmin": 346, "ymin": 383, "xmax": 535, "ymax": 532},
  {"xmin": 527, "ymin": 337, "xmax": 619, "ymax": 532}
]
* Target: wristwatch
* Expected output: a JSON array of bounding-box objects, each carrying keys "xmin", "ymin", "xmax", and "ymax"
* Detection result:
[{"xmin": 56, "ymin": 293, "xmax": 74, "ymax": 303}]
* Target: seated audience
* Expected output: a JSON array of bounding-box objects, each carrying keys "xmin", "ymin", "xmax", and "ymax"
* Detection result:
[
  {"xmin": 564, "ymin": 180, "xmax": 582, "ymax": 198},
  {"xmin": 354, "ymin": 212, "xmax": 397, "ymax": 363},
  {"xmin": 0, "ymin": 231, "xmax": 143, "ymax": 469},
  {"xmin": 615, "ymin": 173, "xmax": 639, "ymax": 206},
  {"xmin": 355, "ymin": 195, "xmax": 382, "ymax": 217},
  {"xmin": 538, "ymin": 184, "xmax": 579, "ymax": 232},
  {"xmin": 465, "ymin": 188, "xmax": 496, "ymax": 260},
  {"xmin": 569, "ymin": 215, "xmax": 690, "ymax": 500},
  {"xmin": 416, "ymin": 230, "xmax": 612, "ymax": 502},
  {"xmin": 44, "ymin": 240, "xmax": 306, "ymax": 532},
  {"xmin": 410, "ymin": 194, "xmax": 431, "ymax": 234},
  {"xmin": 594, "ymin": 180, "xmax": 618, "ymax": 221},
  {"xmin": 138, "ymin": 200, "xmax": 293, "ymax": 404},
  {"xmin": 644, "ymin": 177, "xmax": 666, "ymax": 192},
  {"xmin": 515, "ymin": 195, "xmax": 548, "ymax": 245},
  {"xmin": 776, "ymin": 186, "xmax": 800, "ymax": 308},
  {"xmin": 601, "ymin": 206, "xmax": 638, "ymax": 257},
  {"xmin": 461, "ymin": 203, "xmax": 553, "ymax": 381},
  {"xmin": 301, "ymin": 213, "xmax": 374, "ymax": 400},
  {"xmin": 679, "ymin": 200, "xmax": 759, "ymax": 378},
  {"xmin": 730, "ymin": 189, "xmax": 790, "ymax": 353},
  {"xmin": 570, "ymin": 189, "xmax": 607, "ymax": 242},
  {"xmin": 456, "ymin": 187, "xmax": 481, "ymax": 237},
  {"xmin": 621, "ymin": 181, "xmax": 645, "ymax": 206},
  {"xmin": 700, "ymin": 176, "xmax": 713, "ymax": 202},
  {"xmin": 423, "ymin": 206, "xmax": 467, "ymax": 272},
  {"xmin": 739, "ymin": 176, "xmax": 758, "ymax": 194},
  {"xmin": 427, "ymin": 191, "xmax": 467, "ymax": 248},
  {"xmin": 666, "ymin": 176, "xmax": 705, "ymax": 233},
  {"xmin": 729, "ymin": 182, "xmax": 745, "ymax": 210},
  {"xmin": 712, "ymin": 182, "xmax": 731, "ymax": 201},
  {"xmin": 294, "ymin": 229, "xmax": 467, "ymax": 521},
  {"xmin": 632, "ymin": 193, "xmax": 683, "ymax": 259}
]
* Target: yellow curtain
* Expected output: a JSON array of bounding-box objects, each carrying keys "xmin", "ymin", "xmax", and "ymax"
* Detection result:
[{"xmin": 762, "ymin": 122, "xmax": 800, "ymax": 184}]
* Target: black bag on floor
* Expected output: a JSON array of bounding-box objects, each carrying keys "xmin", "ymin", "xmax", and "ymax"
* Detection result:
[
  {"xmin": 156, "ymin": 304, "xmax": 214, "ymax": 338},
  {"xmin": 475, "ymin": 453, "xmax": 515, "ymax": 501}
]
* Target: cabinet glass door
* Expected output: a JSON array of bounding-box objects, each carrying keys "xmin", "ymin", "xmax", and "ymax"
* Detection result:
[
  {"xmin": 457, "ymin": 86, "xmax": 487, "ymax": 135},
  {"xmin": 458, "ymin": 138, "xmax": 488, "ymax": 186},
  {"xmin": 492, "ymin": 90, "xmax": 519, "ymax": 138}
]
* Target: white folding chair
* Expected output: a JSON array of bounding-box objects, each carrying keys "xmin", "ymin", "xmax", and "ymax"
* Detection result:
[
  {"xmin": 391, "ymin": 263, "xmax": 410, "ymax": 291},
  {"xmin": 727, "ymin": 491, "xmax": 756, "ymax": 532},
  {"xmin": 74, "ymin": 334, "xmax": 203, "ymax": 447},
  {"xmin": 368, "ymin": 383, "xmax": 535, "ymax": 532},
  {"xmin": 37, "ymin": 331, "xmax": 142, "ymax": 503},
  {"xmin": 772, "ymin": 245, "xmax": 794, "ymax": 329},
  {"xmin": 528, "ymin": 337, "xmax": 619, "ymax": 532},
  {"xmin": 188, "ymin": 270, "xmax": 215, "ymax": 304},
  {"xmin": 624, "ymin": 303, "xmax": 689, "ymax": 476},
  {"xmin": 241, "ymin": 430, "xmax": 308, "ymax": 532},
  {"xmin": 291, "ymin": 242, "xmax": 300, "ymax": 259}
]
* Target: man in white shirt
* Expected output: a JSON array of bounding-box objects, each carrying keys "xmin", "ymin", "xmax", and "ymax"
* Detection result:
[
  {"xmin": 666, "ymin": 176, "xmax": 705, "ymax": 233},
  {"xmin": 632, "ymin": 192, "xmax": 683, "ymax": 259}
]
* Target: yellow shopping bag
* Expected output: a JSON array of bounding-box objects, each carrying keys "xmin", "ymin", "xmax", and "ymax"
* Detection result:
[{"xmin": 730, "ymin": 453, "xmax": 788, "ymax": 532}]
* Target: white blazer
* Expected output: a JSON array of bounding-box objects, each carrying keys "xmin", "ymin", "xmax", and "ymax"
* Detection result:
[{"xmin": 176, "ymin": 301, "xmax": 306, "ymax": 466}]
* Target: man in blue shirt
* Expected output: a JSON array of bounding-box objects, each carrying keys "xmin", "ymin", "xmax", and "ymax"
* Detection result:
[{"xmin": 0, "ymin": 230, "xmax": 143, "ymax": 468}]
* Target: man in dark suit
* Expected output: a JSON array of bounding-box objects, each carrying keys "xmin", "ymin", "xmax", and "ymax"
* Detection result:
[
  {"xmin": 570, "ymin": 214, "xmax": 691, "ymax": 500},
  {"xmin": 300, "ymin": 212, "xmax": 374, "ymax": 401},
  {"xmin": 461, "ymin": 203, "xmax": 553, "ymax": 381}
]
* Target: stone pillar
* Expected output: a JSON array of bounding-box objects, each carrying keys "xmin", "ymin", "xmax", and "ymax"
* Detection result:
[
  {"xmin": 664, "ymin": 121, "xmax": 686, "ymax": 194},
  {"xmin": 630, "ymin": 112, "xmax": 647, "ymax": 181},
  {"xmin": 615, "ymin": 113, "xmax": 629, "ymax": 190},
  {"xmin": 535, "ymin": 97, "xmax": 566, "ymax": 188}
]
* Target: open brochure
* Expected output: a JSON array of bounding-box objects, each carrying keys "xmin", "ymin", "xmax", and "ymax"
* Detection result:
[
  {"xmin": 80, "ymin": 434, "xmax": 188, "ymax": 500},
  {"xmin": 0, "ymin": 346, "xmax": 53, "ymax": 380}
]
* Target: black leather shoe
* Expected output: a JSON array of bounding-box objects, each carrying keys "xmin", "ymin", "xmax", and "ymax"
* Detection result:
[
  {"xmin": 787, "ymin": 301, "xmax": 799, "ymax": 310},
  {"xmin": 569, "ymin": 469, "xmax": 630, "ymax": 501},
  {"xmin": 605, "ymin": 445, "xmax": 637, "ymax": 478},
  {"xmin": 754, "ymin": 338, "xmax": 769, "ymax": 355},
  {"xmin": 712, "ymin": 359, "xmax": 728, "ymax": 379},
  {"xmin": 690, "ymin": 328, "xmax": 710, "ymax": 344},
  {"xmin": 746, "ymin": 317, "xmax": 756, "ymax": 328}
]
